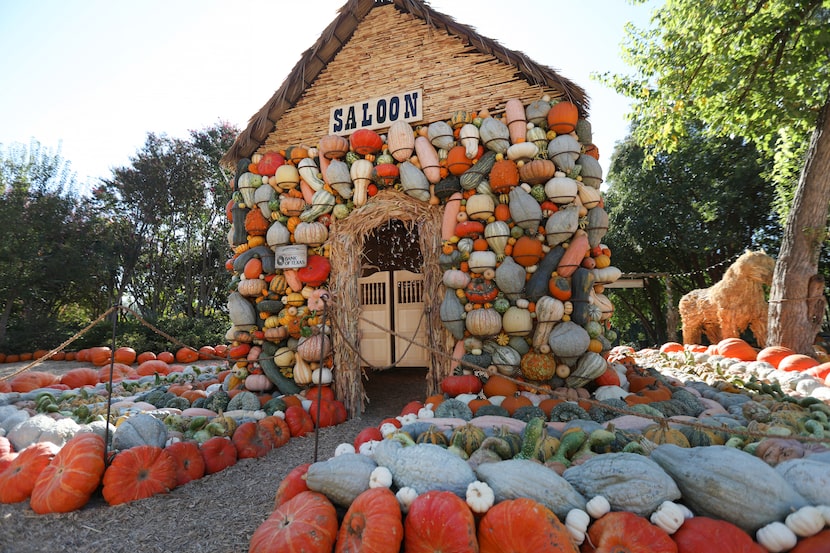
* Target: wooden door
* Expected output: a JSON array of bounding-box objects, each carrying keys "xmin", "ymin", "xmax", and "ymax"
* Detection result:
[{"xmin": 358, "ymin": 270, "xmax": 428, "ymax": 368}]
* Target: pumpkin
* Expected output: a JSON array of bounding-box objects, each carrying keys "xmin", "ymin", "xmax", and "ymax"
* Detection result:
[
  {"xmin": 29, "ymin": 433, "xmax": 106, "ymax": 514},
  {"xmin": 298, "ymin": 254, "xmax": 331, "ymax": 287},
  {"xmin": 245, "ymin": 207, "xmax": 270, "ymax": 236},
  {"xmin": 642, "ymin": 423, "xmax": 692, "ymax": 448},
  {"xmin": 489, "ymin": 158, "xmax": 519, "ymax": 193},
  {"xmin": 520, "ymin": 351, "xmax": 557, "ymax": 381},
  {"xmin": 285, "ymin": 405, "xmax": 315, "ymax": 437},
  {"xmin": 165, "ymin": 441, "xmax": 206, "ymax": 487},
  {"xmin": 672, "ymin": 517, "xmax": 766, "ymax": 553},
  {"xmin": 519, "ymin": 158, "xmax": 556, "ymax": 185},
  {"xmin": 250, "ymin": 491, "xmax": 339, "ymax": 553},
  {"xmin": 547, "ymin": 101, "xmax": 579, "ymax": 134},
  {"xmin": 548, "ymin": 135, "xmax": 581, "ymax": 172},
  {"xmin": 465, "ymin": 307, "xmax": 503, "ymax": 339},
  {"xmin": 335, "ymin": 487, "xmax": 403, "ymax": 553},
  {"xmin": 441, "ymin": 374, "xmax": 483, "ymax": 396},
  {"xmin": 403, "ymin": 490, "xmax": 478, "ymax": 553},
  {"xmin": 175, "ymin": 347, "xmax": 199, "ymax": 364},
  {"xmin": 9, "ymin": 370, "xmax": 60, "ymax": 392},
  {"xmin": 777, "ymin": 353, "xmax": 819, "ymax": 372},
  {"xmin": 319, "ymin": 134, "xmax": 350, "ymax": 159},
  {"xmin": 716, "ymin": 338, "xmax": 758, "ymax": 361},
  {"xmin": 583, "ymin": 511, "xmax": 678, "ymax": 553},
  {"xmin": 465, "ymin": 277, "xmax": 499, "ymax": 304},
  {"xmin": 274, "ymin": 463, "xmax": 311, "ymax": 508},
  {"xmin": 0, "ymin": 442, "xmax": 59, "ymax": 503},
  {"xmin": 478, "ymin": 497, "xmax": 578, "ymax": 553},
  {"xmin": 503, "ymin": 306, "xmax": 533, "ymax": 336},
  {"xmin": 293, "ymin": 221, "xmax": 329, "ymax": 246},
  {"xmin": 349, "ymin": 129, "xmax": 383, "ymax": 156},
  {"xmin": 60, "ymin": 366, "xmax": 101, "ymax": 389},
  {"xmin": 259, "ymin": 415, "xmax": 292, "ymax": 449},
  {"xmin": 232, "ymin": 421, "xmax": 274, "ymax": 459},
  {"xmin": 102, "ymin": 445, "xmax": 177, "ymax": 505},
  {"xmin": 200, "ymin": 436, "xmax": 238, "ymax": 474},
  {"xmin": 512, "ymin": 236, "xmax": 544, "ymax": 267},
  {"xmin": 790, "ymin": 529, "xmax": 830, "ymax": 553},
  {"xmin": 447, "ymin": 145, "xmax": 473, "ymax": 175},
  {"xmin": 483, "ymin": 374, "xmax": 519, "ymax": 397},
  {"xmin": 756, "ymin": 345, "xmax": 797, "ymax": 368}
]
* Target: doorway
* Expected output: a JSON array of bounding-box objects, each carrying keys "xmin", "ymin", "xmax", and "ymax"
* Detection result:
[{"xmin": 358, "ymin": 219, "xmax": 428, "ymax": 369}]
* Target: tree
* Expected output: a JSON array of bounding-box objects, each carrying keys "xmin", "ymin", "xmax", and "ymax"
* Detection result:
[
  {"xmin": 605, "ymin": 0, "xmax": 830, "ymax": 353},
  {"xmin": 0, "ymin": 140, "xmax": 117, "ymax": 350},
  {"xmin": 98, "ymin": 122, "xmax": 237, "ymax": 322},
  {"xmin": 604, "ymin": 122, "xmax": 778, "ymax": 345}
]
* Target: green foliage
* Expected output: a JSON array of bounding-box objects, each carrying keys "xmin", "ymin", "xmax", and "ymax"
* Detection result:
[
  {"xmin": 602, "ymin": 0, "xmax": 830, "ymax": 219},
  {"xmin": 0, "ymin": 123, "xmax": 237, "ymax": 354},
  {"xmin": 604, "ymin": 122, "xmax": 780, "ymax": 346}
]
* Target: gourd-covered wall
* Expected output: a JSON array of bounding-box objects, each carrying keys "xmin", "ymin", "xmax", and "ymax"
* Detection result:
[
  {"xmin": 222, "ymin": 2, "xmax": 619, "ymax": 417},
  {"xmin": 224, "ymin": 94, "xmax": 620, "ymax": 416}
]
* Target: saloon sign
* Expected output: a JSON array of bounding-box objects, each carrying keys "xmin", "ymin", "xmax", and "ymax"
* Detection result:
[{"xmin": 329, "ymin": 89, "xmax": 423, "ymax": 135}]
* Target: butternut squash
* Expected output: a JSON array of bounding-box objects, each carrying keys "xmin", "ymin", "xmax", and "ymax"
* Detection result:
[{"xmin": 415, "ymin": 136, "xmax": 441, "ymax": 184}]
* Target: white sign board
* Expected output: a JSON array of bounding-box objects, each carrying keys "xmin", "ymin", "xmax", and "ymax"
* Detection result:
[
  {"xmin": 329, "ymin": 89, "xmax": 423, "ymax": 135},
  {"xmin": 273, "ymin": 245, "xmax": 308, "ymax": 269}
]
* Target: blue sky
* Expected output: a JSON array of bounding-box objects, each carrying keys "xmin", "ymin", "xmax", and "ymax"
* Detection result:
[{"xmin": 0, "ymin": 1, "xmax": 657, "ymax": 192}]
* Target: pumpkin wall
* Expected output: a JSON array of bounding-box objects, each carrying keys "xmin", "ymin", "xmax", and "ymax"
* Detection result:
[
  {"xmin": 222, "ymin": 2, "xmax": 618, "ymax": 417},
  {"xmin": 223, "ymin": 95, "xmax": 619, "ymax": 415}
]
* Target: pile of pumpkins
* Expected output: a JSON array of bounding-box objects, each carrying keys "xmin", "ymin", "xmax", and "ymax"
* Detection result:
[
  {"xmin": 224, "ymin": 93, "xmax": 620, "ymax": 402},
  {"xmin": 248, "ymin": 340, "xmax": 830, "ymax": 552}
]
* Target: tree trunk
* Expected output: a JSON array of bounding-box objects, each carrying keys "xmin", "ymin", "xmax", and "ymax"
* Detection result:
[{"xmin": 768, "ymin": 92, "xmax": 830, "ymax": 354}]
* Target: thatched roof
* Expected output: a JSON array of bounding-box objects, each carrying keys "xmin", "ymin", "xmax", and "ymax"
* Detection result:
[{"xmin": 221, "ymin": 0, "xmax": 589, "ymax": 169}]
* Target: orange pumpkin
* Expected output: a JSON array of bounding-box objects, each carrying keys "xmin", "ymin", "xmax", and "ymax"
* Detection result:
[
  {"xmin": 175, "ymin": 347, "xmax": 200, "ymax": 364},
  {"xmin": 756, "ymin": 345, "xmax": 796, "ymax": 368},
  {"xmin": 9, "ymin": 371, "xmax": 60, "ymax": 392},
  {"xmin": 489, "ymin": 158, "xmax": 519, "ymax": 193},
  {"xmin": 157, "ymin": 351, "xmax": 175, "ymax": 364},
  {"xmin": 232, "ymin": 421, "xmax": 274, "ymax": 459},
  {"xmin": 547, "ymin": 101, "xmax": 579, "ymax": 135},
  {"xmin": 512, "ymin": 236, "xmax": 544, "ymax": 267},
  {"xmin": 29, "ymin": 433, "xmax": 106, "ymax": 514},
  {"xmin": 285, "ymin": 405, "xmax": 315, "ymax": 437},
  {"xmin": 113, "ymin": 346, "xmax": 137, "ymax": 365},
  {"xmin": 478, "ymin": 497, "xmax": 578, "ymax": 552},
  {"xmin": 404, "ymin": 491, "xmax": 478, "ymax": 553},
  {"xmin": 336, "ymin": 487, "xmax": 403, "ymax": 553},
  {"xmin": 88, "ymin": 346, "xmax": 113, "ymax": 367},
  {"xmin": 483, "ymin": 374, "xmax": 519, "ymax": 398},
  {"xmin": 500, "ymin": 393, "xmax": 533, "ymax": 415},
  {"xmin": 584, "ymin": 511, "xmax": 677, "ymax": 553},
  {"xmin": 60, "ymin": 367, "xmax": 101, "ymax": 389},
  {"xmin": 250, "ymin": 491, "xmax": 338, "ymax": 553},
  {"xmin": 716, "ymin": 338, "xmax": 757, "ymax": 361},
  {"xmin": 0, "ymin": 442, "xmax": 59, "ymax": 503},
  {"xmin": 165, "ymin": 441, "xmax": 206, "ymax": 487},
  {"xmin": 136, "ymin": 359, "xmax": 172, "ymax": 376},
  {"xmin": 259, "ymin": 416, "xmax": 292, "ymax": 449},
  {"xmin": 447, "ymin": 145, "xmax": 473, "ymax": 175},
  {"xmin": 102, "ymin": 445, "xmax": 177, "ymax": 505},
  {"xmin": 200, "ymin": 436, "xmax": 238, "ymax": 474},
  {"xmin": 274, "ymin": 463, "xmax": 311, "ymax": 508},
  {"xmin": 136, "ymin": 351, "xmax": 157, "ymax": 364},
  {"xmin": 349, "ymin": 129, "xmax": 383, "ymax": 156},
  {"xmin": 660, "ymin": 342, "xmax": 685, "ymax": 353},
  {"xmin": 778, "ymin": 353, "xmax": 819, "ymax": 372},
  {"xmin": 245, "ymin": 208, "xmax": 270, "ymax": 236},
  {"xmin": 672, "ymin": 516, "xmax": 765, "ymax": 553}
]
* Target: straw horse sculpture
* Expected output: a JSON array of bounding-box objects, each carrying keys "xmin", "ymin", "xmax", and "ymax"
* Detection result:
[{"xmin": 679, "ymin": 250, "xmax": 776, "ymax": 347}]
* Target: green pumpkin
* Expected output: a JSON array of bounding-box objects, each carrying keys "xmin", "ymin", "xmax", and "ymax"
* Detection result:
[
  {"xmin": 416, "ymin": 425, "xmax": 448, "ymax": 447},
  {"xmin": 450, "ymin": 423, "xmax": 487, "ymax": 456}
]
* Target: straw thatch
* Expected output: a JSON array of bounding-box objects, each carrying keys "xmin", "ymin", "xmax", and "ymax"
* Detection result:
[
  {"xmin": 329, "ymin": 188, "xmax": 447, "ymax": 417},
  {"xmin": 221, "ymin": 0, "xmax": 588, "ymax": 170}
]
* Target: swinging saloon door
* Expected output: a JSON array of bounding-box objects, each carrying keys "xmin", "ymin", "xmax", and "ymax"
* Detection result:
[{"xmin": 358, "ymin": 270, "xmax": 428, "ymax": 368}]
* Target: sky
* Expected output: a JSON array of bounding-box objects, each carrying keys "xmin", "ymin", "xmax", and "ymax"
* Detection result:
[{"xmin": 0, "ymin": 0, "xmax": 658, "ymax": 193}]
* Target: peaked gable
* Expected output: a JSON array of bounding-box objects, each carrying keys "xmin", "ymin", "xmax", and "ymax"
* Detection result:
[{"xmin": 222, "ymin": 0, "xmax": 588, "ymax": 168}]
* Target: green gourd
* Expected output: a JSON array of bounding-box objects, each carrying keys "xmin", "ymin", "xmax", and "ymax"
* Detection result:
[
  {"xmin": 440, "ymin": 289, "xmax": 467, "ymax": 341},
  {"xmin": 460, "ymin": 151, "xmax": 496, "ymax": 190},
  {"xmin": 525, "ymin": 246, "xmax": 566, "ymax": 302},
  {"xmin": 260, "ymin": 340, "xmax": 301, "ymax": 395},
  {"xmin": 570, "ymin": 268, "xmax": 595, "ymax": 326},
  {"xmin": 515, "ymin": 417, "xmax": 546, "ymax": 460}
]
